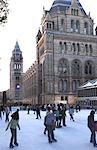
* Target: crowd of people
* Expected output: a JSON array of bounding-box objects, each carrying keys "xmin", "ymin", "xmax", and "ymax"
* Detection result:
[{"xmin": 0, "ymin": 103, "xmax": 97, "ymax": 148}]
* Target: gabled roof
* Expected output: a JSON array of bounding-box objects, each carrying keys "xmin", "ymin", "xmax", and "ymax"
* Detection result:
[{"xmin": 49, "ymin": 0, "xmax": 86, "ymax": 15}]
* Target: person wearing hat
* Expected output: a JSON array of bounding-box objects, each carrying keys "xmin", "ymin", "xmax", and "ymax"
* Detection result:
[
  {"xmin": 6, "ymin": 109, "xmax": 20, "ymax": 148},
  {"xmin": 87, "ymin": 110, "xmax": 97, "ymax": 147}
]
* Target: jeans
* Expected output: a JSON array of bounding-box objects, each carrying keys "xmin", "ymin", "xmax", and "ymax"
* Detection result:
[{"xmin": 10, "ymin": 128, "xmax": 17, "ymax": 146}]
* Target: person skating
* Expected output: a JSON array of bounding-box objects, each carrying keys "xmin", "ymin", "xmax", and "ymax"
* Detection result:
[
  {"xmin": 55, "ymin": 108, "xmax": 60, "ymax": 128},
  {"xmin": 87, "ymin": 110, "xmax": 97, "ymax": 147},
  {"xmin": 69, "ymin": 106, "xmax": 74, "ymax": 121},
  {"xmin": 6, "ymin": 109, "xmax": 20, "ymax": 148},
  {"xmin": 5, "ymin": 106, "xmax": 10, "ymax": 122},
  {"xmin": 62, "ymin": 106, "xmax": 66, "ymax": 126},
  {"xmin": 44, "ymin": 115, "xmax": 47, "ymax": 134},
  {"xmin": 45, "ymin": 106, "xmax": 57, "ymax": 143},
  {"xmin": 27, "ymin": 105, "xmax": 30, "ymax": 114},
  {"xmin": 36, "ymin": 105, "xmax": 41, "ymax": 119}
]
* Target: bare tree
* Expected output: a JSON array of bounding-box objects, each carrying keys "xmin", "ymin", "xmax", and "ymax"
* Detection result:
[{"xmin": 0, "ymin": 0, "xmax": 9, "ymax": 24}]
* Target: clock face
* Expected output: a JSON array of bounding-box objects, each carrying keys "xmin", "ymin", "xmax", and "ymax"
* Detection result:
[{"xmin": 16, "ymin": 84, "xmax": 20, "ymax": 89}]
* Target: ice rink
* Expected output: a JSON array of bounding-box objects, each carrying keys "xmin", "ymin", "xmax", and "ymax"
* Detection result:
[{"xmin": 0, "ymin": 108, "xmax": 97, "ymax": 150}]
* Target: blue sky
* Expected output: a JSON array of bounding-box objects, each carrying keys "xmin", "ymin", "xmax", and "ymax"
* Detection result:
[{"xmin": 0, "ymin": 0, "xmax": 97, "ymax": 91}]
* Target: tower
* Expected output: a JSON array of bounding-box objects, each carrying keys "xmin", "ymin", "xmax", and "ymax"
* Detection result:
[{"xmin": 10, "ymin": 41, "xmax": 23, "ymax": 102}]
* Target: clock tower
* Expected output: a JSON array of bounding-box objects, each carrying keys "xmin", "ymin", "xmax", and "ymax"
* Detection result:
[{"xmin": 10, "ymin": 41, "xmax": 23, "ymax": 102}]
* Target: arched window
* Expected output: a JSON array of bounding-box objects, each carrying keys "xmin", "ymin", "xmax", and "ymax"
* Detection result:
[
  {"xmin": 77, "ymin": 43, "xmax": 80, "ymax": 54},
  {"xmin": 71, "ymin": 59, "xmax": 82, "ymax": 76},
  {"xmin": 71, "ymin": 20, "xmax": 75, "ymax": 32},
  {"xmin": 59, "ymin": 41, "xmax": 63, "ymax": 52},
  {"xmin": 74, "ymin": 9, "xmax": 78, "ymax": 16},
  {"xmin": 89, "ymin": 45, "xmax": 93, "ymax": 54},
  {"xmin": 14, "ymin": 64, "xmax": 17, "ymax": 69},
  {"xmin": 71, "ymin": 9, "xmax": 74, "ymax": 15},
  {"xmin": 85, "ymin": 44, "xmax": 88, "ymax": 54},
  {"xmin": 90, "ymin": 25, "xmax": 93, "ymax": 35},
  {"xmin": 61, "ymin": 19, "xmax": 64, "ymax": 26},
  {"xmin": 71, "ymin": 9, "xmax": 78, "ymax": 16},
  {"xmin": 64, "ymin": 42, "xmax": 67, "ymax": 53},
  {"xmin": 76, "ymin": 10, "xmax": 79, "ymax": 16},
  {"xmin": 84, "ymin": 22, "xmax": 88, "ymax": 34},
  {"xmin": 58, "ymin": 80, "xmax": 63, "ymax": 92},
  {"xmin": 72, "ymin": 80, "xmax": 80, "ymax": 92},
  {"xmin": 58, "ymin": 58, "xmax": 69, "ymax": 75},
  {"xmin": 85, "ymin": 61, "xmax": 95, "ymax": 75},
  {"xmin": 47, "ymin": 23, "xmax": 51, "ymax": 29},
  {"xmin": 72, "ymin": 80, "xmax": 76, "ymax": 92},
  {"xmin": 72, "ymin": 43, "xmax": 76, "ymax": 52},
  {"xmin": 47, "ymin": 81, "xmax": 51, "ymax": 93},
  {"xmin": 76, "ymin": 20, "xmax": 80, "ymax": 33},
  {"xmin": 63, "ymin": 80, "xmax": 67, "ymax": 92},
  {"xmin": 52, "ymin": 22, "xmax": 54, "ymax": 30}
]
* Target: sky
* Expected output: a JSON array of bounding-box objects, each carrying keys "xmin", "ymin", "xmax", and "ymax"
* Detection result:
[
  {"xmin": 0, "ymin": 0, "xmax": 97, "ymax": 91},
  {"xmin": 0, "ymin": 109, "xmax": 97, "ymax": 150}
]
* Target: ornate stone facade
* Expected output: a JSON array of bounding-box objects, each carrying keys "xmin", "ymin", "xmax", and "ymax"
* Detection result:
[
  {"xmin": 22, "ymin": 0, "xmax": 97, "ymax": 105},
  {"xmin": 36, "ymin": 0, "xmax": 97, "ymax": 104}
]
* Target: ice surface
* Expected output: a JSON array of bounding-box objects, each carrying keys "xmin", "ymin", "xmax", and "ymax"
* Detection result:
[{"xmin": 0, "ymin": 109, "xmax": 97, "ymax": 150}]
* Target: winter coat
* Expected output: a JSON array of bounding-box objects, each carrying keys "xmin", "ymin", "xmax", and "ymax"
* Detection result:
[
  {"xmin": 45, "ymin": 112, "xmax": 55, "ymax": 125},
  {"xmin": 6, "ymin": 119, "xmax": 19, "ymax": 130},
  {"xmin": 88, "ymin": 114, "xmax": 95, "ymax": 131}
]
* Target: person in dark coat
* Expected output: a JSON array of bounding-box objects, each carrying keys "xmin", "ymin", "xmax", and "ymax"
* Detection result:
[
  {"xmin": 62, "ymin": 106, "xmax": 66, "ymax": 126},
  {"xmin": 27, "ymin": 105, "xmax": 30, "ymax": 114},
  {"xmin": 87, "ymin": 110, "xmax": 97, "ymax": 147},
  {"xmin": 36, "ymin": 105, "xmax": 41, "ymax": 119}
]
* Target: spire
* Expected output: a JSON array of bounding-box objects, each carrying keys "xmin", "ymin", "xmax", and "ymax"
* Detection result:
[{"xmin": 13, "ymin": 41, "xmax": 21, "ymax": 52}]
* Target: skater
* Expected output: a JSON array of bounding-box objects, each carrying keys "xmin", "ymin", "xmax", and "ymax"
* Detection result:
[
  {"xmin": 5, "ymin": 106, "xmax": 10, "ymax": 122},
  {"xmin": 87, "ymin": 110, "xmax": 97, "ymax": 147},
  {"xmin": 6, "ymin": 109, "xmax": 20, "ymax": 148},
  {"xmin": 45, "ymin": 106, "xmax": 57, "ymax": 143},
  {"xmin": 69, "ymin": 106, "xmax": 74, "ymax": 121},
  {"xmin": 62, "ymin": 106, "xmax": 66, "ymax": 126},
  {"xmin": 44, "ymin": 115, "xmax": 47, "ymax": 134},
  {"xmin": 58, "ymin": 107, "xmax": 62, "ymax": 127},
  {"xmin": 36, "ymin": 105, "xmax": 41, "ymax": 119},
  {"xmin": 55, "ymin": 107, "xmax": 60, "ymax": 128},
  {"xmin": 33, "ymin": 105, "xmax": 36, "ymax": 114},
  {"xmin": 27, "ymin": 105, "xmax": 30, "ymax": 114}
]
